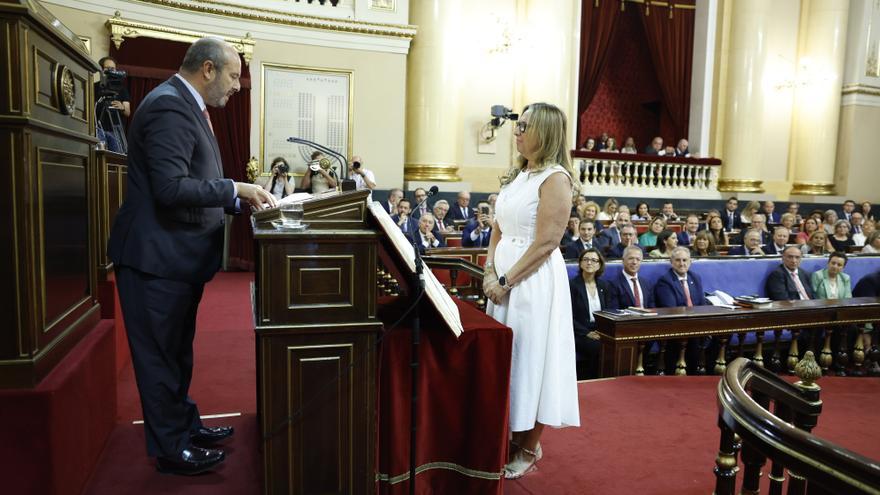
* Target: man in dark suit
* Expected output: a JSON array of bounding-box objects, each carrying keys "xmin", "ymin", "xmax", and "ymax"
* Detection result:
[
  {"xmin": 449, "ymin": 191, "xmax": 474, "ymax": 221},
  {"xmin": 108, "ymin": 39, "xmax": 276, "ymax": 475},
  {"xmin": 764, "ymin": 227, "xmax": 790, "ymax": 255},
  {"xmin": 722, "ymin": 196, "xmax": 742, "ymax": 232},
  {"xmin": 565, "ymin": 221, "xmax": 609, "ymax": 259},
  {"xmin": 643, "ymin": 136, "xmax": 665, "ymax": 155},
  {"xmin": 673, "ymin": 138, "xmax": 691, "ymax": 157},
  {"xmin": 762, "ymin": 200, "xmax": 781, "ymax": 224},
  {"xmin": 609, "ymin": 245, "xmax": 654, "ymax": 309},
  {"xmin": 733, "ymin": 214, "xmax": 770, "ymax": 245},
  {"xmin": 765, "ymin": 246, "xmax": 814, "ymax": 301},
  {"xmin": 412, "ymin": 187, "xmax": 430, "ymax": 219},
  {"xmin": 391, "ymin": 198, "xmax": 419, "ymax": 239},
  {"xmin": 677, "ymin": 214, "xmax": 701, "ymax": 246},
  {"xmin": 840, "ymin": 199, "xmax": 857, "ymax": 222},
  {"xmin": 654, "ymin": 247, "xmax": 708, "ymax": 308},
  {"xmin": 606, "ymin": 225, "xmax": 646, "ymax": 259},
  {"xmin": 462, "ymin": 201, "xmax": 492, "ymax": 248},
  {"xmin": 728, "ymin": 229, "xmax": 766, "ymax": 256},
  {"xmin": 381, "ymin": 188, "xmax": 403, "ymax": 215},
  {"xmin": 598, "ymin": 211, "xmax": 630, "ymax": 249},
  {"xmin": 412, "ymin": 212, "xmax": 446, "ymax": 254},
  {"xmin": 853, "ymin": 270, "xmax": 880, "ymax": 297}
]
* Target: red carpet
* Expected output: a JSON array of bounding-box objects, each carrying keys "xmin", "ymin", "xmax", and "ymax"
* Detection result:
[{"xmin": 86, "ymin": 272, "xmax": 880, "ymax": 494}]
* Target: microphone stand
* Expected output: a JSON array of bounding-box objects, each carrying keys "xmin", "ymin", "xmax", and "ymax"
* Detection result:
[{"xmin": 286, "ymin": 137, "xmax": 356, "ymax": 190}]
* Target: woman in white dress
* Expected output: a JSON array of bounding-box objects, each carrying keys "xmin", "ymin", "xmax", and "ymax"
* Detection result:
[{"xmin": 483, "ymin": 103, "xmax": 580, "ymax": 479}]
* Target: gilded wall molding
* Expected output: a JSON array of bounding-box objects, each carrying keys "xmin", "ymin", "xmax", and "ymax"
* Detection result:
[
  {"xmin": 717, "ymin": 178, "xmax": 764, "ymax": 193},
  {"xmin": 790, "ymin": 182, "xmax": 836, "ymax": 196},
  {"xmin": 131, "ymin": 0, "xmax": 417, "ymax": 39},
  {"xmin": 403, "ymin": 164, "xmax": 461, "ymax": 182},
  {"xmin": 105, "ymin": 13, "xmax": 255, "ymax": 64},
  {"xmin": 841, "ymin": 83, "xmax": 880, "ymax": 97}
]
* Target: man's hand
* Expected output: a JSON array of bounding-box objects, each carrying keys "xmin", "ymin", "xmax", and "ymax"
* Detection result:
[
  {"xmin": 478, "ymin": 213, "xmax": 490, "ymax": 227},
  {"xmin": 110, "ymin": 100, "xmax": 124, "ymax": 110},
  {"xmin": 235, "ymin": 182, "xmax": 277, "ymax": 209}
]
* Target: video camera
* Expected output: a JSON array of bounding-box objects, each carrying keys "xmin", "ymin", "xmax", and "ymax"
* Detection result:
[
  {"xmin": 489, "ymin": 105, "xmax": 518, "ymax": 128},
  {"xmin": 97, "ymin": 68, "xmax": 127, "ymax": 101}
]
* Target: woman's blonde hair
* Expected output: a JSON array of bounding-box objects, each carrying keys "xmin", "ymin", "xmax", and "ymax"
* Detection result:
[
  {"xmin": 578, "ymin": 200, "xmax": 601, "ymax": 220},
  {"xmin": 742, "ymin": 200, "xmax": 760, "ymax": 218},
  {"xmin": 499, "ymin": 102, "xmax": 579, "ymax": 195}
]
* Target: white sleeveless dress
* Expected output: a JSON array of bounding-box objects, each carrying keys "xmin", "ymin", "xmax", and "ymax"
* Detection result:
[{"xmin": 487, "ymin": 164, "xmax": 580, "ymax": 432}]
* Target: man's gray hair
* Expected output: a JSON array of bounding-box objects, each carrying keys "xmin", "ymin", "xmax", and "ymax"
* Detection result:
[
  {"xmin": 433, "ymin": 199, "xmax": 449, "ymax": 209},
  {"xmin": 622, "ymin": 245, "xmax": 643, "ymax": 258},
  {"xmin": 181, "ymin": 37, "xmax": 233, "ymax": 74},
  {"xmin": 670, "ymin": 246, "xmax": 691, "ymax": 259}
]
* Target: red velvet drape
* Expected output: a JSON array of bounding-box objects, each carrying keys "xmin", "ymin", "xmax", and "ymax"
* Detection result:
[
  {"xmin": 576, "ymin": 0, "xmax": 622, "ymax": 147},
  {"xmin": 110, "ymin": 38, "xmax": 255, "ymax": 270},
  {"xmin": 639, "ymin": 6, "xmax": 695, "ymax": 142}
]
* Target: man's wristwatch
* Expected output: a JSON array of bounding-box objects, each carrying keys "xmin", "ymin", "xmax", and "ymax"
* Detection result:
[{"xmin": 498, "ymin": 275, "xmax": 511, "ymax": 290}]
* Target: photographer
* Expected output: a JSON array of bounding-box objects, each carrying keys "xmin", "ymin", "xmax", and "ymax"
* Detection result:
[
  {"xmin": 300, "ymin": 151, "xmax": 338, "ymax": 194},
  {"xmin": 348, "ymin": 155, "xmax": 376, "ymax": 191},
  {"xmin": 94, "ymin": 56, "xmax": 130, "ymax": 152},
  {"xmin": 262, "ymin": 157, "xmax": 295, "ymax": 200},
  {"xmin": 462, "ymin": 200, "xmax": 493, "ymax": 247}
]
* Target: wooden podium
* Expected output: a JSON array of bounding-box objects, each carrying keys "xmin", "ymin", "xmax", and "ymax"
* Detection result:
[{"xmin": 254, "ymin": 189, "xmax": 383, "ymax": 494}]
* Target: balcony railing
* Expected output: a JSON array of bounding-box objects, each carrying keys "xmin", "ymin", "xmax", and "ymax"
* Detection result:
[{"xmin": 571, "ymin": 150, "xmax": 722, "ymax": 199}]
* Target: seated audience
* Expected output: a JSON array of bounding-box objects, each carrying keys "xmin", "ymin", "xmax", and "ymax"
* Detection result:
[
  {"xmin": 722, "ymin": 196, "xmax": 741, "ymax": 231},
  {"xmin": 597, "ymin": 198, "xmax": 618, "ymax": 221},
  {"xmin": 569, "ymin": 249, "xmax": 616, "ymax": 379},
  {"xmin": 600, "ymin": 137, "xmax": 619, "ymax": 152},
  {"xmin": 632, "ymin": 202, "xmax": 652, "ymax": 221},
  {"xmin": 728, "ymin": 229, "xmax": 766, "ymax": 256},
  {"xmin": 561, "ymin": 215, "xmax": 581, "ymax": 246},
  {"xmin": 861, "ymin": 200, "xmax": 874, "ymax": 221},
  {"xmin": 565, "ymin": 221, "xmax": 609, "ymax": 259},
  {"xmin": 413, "ymin": 213, "xmax": 445, "ymax": 253},
  {"xmin": 707, "ymin": 215, "xmax": 729, "ymax": 246},
  {"xmin": 391, "ymin": 198, "xmax": 418, "ymax": 237},
  {"xmin": 580, "ymin": 137, "xmax": 596, "ymax": 151},
  {"xmin": 741, "ymin": 213, "xmax": 770, "ymax": 244},
  {"xmin": 659, "ymin": 201, "xmax": 679, "ymax": 222},
  {"xmin": 808, "ymin": 210, "xmax": 824, "ymax": 225},
  {"xmin": 677, "ymin": 214, "xmax": 700, "ymax": 246},
  {"xmin": 610, "ymin": 246, "xmax": 654, "ymax": 308},
  {"xmin": 572, "ymin": 194, "xmax": 587, "ymax": 216},
  {"xmin": 433, "ymin": 199, "xmax": 452, "ymax": 233},
  {"xmin": 780, "ymin": 212, "xmax": 797, "ymax": 232},
  {"xmin": 449, "ymin": 191, "xmax": 474, "ymax": 221},
  {"xmin": 801, "ymin": 230, "xmax": 832, "ymax": 256},
  {"xmin": 822, "ymin": 209, "xmax": 838, "ymax": 235},
  {"xmin": 487, "ymin": 193, "xmax": 498, "ymax": 209},
  {"xmin": 599, "ymin": 212, "xmax": 631, "ymax": 248},
  {"xmin": 740, "ymin": 200, "xmax": 761, "ymax": 226},
  {"xmin": 654, "ymin": 247, "xmax": 707, "ymax": 307},
  {"xmin": 861, "ymin": 231, "xmax": 880, "ymax": 254},
  {"xmin": 851, "ymin": 212, "xmax": 866, "ymax": 246},
  {"xmin": 596, "ymin": 132, "xmax": 609, "ymax": 151},
  {"xmin": 607, "ymin": 225, "xmax": 644, "ymax": 259},
  {"xmin": 787, "ymin": 202, "xmax": 803, "ymax": 224},
  {"xmin": 673, "ymin": 139, "xmax": 691, "ymax": 157},
  {"xmin": 765, "ymin": 246, "xmax": 814, "ymax": 301},
  {"xmin": 349, "ymin": 155, "xmax": 377, "ymax": 191},
  {"xmin": 690, "ymin": 231, "xmax": 718, "ymax": 257},
  {"xmin": 643, "ymin": 136, "xmax": 666, "ymax": 155},
  {"xmin": 300, "ymin": 151, "xmax": 338, "ymax": 193},
  {"xmin": 617, "ymin": 204, "xmax": 631, "ymax": 218},
  {"xmin": 578, "ymin": 200, "xmax": 602, "ymax": 230},
  {"xmin": 829, "ymin": 220, "xmax": 855, "ymax": 252},
  {"xmin": 810, "ymin": 252, "xmax": 852, "ymax": 300},
  {"xmin": 639, "ymin": 217, "xmax": 667, "ymax": 249},
  {"xmin": 863, "ymin": 219, "xmax": 876, "ymax": 240},
  {"xmin": 262, "ymin": 157, "xmax": 296, "ymax": 200},
  {"xmin": 762, "ymin": 201, "xmax": 780, "ymax": 224},
  {"xmin": 382, "ymin": 188, "xmax": 404, "ymax": 214},
  {"xmin": 764, "ymin": 226, "xmax": 791, "ymax": 255},
  {"xmin": 412, "ymin": 187, "xmax": 431, "ymax": 219},
  {"xmin": 649, "ymin": 230, "xmax": 678, "ymax": 258},
  {"xmin": 621, "ymin": 137, "xmax": 637, "ymax": 154},
  {"xmin": 796, "ymin": 217, "xmax": 819, "ymax": 245},
  {"xmin": 461, "ymin": 201, "xmax": 492, "ymax": 247},
  {"xmin": 840, "ymin": 199, "xmax": 857, "ymax": 222}
]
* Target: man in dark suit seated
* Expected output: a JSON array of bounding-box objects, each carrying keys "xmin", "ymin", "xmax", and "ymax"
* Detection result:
[
  {"xmin": 462, "ymin": 201, "xmax": 493, "ymax": 247},
  {"xmin": 765, "ymin": 246, "xmax": 814, "ymax": 301},
  {"xmin": 390, "ymin": 198, "xmax": 419, "ymax": 239},
  {"xmin": 643, "ymin": 136, "xmax": 666, "ymax": 156},
  {"xmin": 677, "ymin": 214, "xmax": 701, "ymax": 246},
  {"xmin": 764, "ymin": 226, "xmax": 790, "ymax": 255},
  {"xmin": 381, "ymin": 188, "xmax": 403, "ymax": 214},
  {"xmin": 654, "ymin": 247, "xmax": 708, "ymax": 308},
  {"xmin": 728, "ymin": 229, "xmax": 766, "ymax": 256},
  {"xmin": 606, "ymin": 225, "xmax": 646, "ymax": 259},
  {"xmin": 609, "ymin": 245, "xmax": 654, "ymax": 309},
  {"xmin": 413, "ymin": 213, "xmax": 446, "ymax": 254},
  {"xmin": 763, "ymin": 200, "xmax": 781, "ymax": 224},
  {"xmin": 598, "ymin": 211, "xmax": 630, "ymax": 249},
  {"xmin": 722, "ymin": 196, "xmax": 742, "ymax": 232},
  {"xmin": 449, "ymin": 190, "xmax": 474, "ymax": 222},
  {"xmin": 854, "ymin": 269, "xmax": 880, "ymax": 297},
  {"xmin": 107, "ymin": 38, "xmax": 278, "ymax": 475},
  {"xmin": 840, "ymin": 199, "xmax": 857, "ymax": 223},
  {"xmin": 565, "ymin": 221, "xmax": 609, "ymax": 259},
  {"xmin": 569, "ymin": 248, "xmax": 617, "ymax": 379}
]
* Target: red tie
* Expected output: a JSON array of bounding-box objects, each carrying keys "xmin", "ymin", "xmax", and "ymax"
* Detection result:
[
  {"xmin": 680, "ymin": 279, "xmax": 693, "ymax": 307},
  {"xmin": 202, "ymin": 108, "xmax": 215, "ymax": 136},
  {"xmin": 631, "ymin": 278, "xmax": 642, "ymax": 307}
]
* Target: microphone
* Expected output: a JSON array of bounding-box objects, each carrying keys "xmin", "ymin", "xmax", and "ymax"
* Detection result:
[
  {"xmin": 286, "ymin": 137, "xmax": 355, "ymax": 189},
  {"xmin": 415, "ymin": 185, "xmax": 439, "ymax": 214}
]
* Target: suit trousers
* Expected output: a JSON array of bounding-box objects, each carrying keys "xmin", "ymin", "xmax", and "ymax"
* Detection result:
[{"xmin": 116, "ymin": 265, "xmax": 205, "ymax": 457}]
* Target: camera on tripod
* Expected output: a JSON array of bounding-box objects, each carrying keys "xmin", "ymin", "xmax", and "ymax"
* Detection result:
[
  {"xmin": 95, "ymin": 68, "xmax": 129, "ymax": 154},
  {"xmin": 97, "ymin": 68, "xmax": 127, "ymax": 101}
]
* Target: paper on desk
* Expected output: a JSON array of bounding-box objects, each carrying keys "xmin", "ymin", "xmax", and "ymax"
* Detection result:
[{"xmin": 368, "ymin": 202, "xmax": 463, "ymax": 337}]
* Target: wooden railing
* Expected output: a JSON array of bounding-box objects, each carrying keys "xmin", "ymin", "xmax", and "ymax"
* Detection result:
[
  {"xmin": 571, "ymin": 150, "xmax": 722, "ymax": 199},
  {"xmin": 715, "ymin": 356, "xmax": 880, "ymax": 494}
]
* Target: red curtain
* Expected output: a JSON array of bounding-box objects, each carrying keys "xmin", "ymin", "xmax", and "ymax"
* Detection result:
[
  {"xmin": 638, "ymin": 5, "xmax": 695, "ymax": 141},
  {"xmin": 577, "ymin": 0, "xmax": 622, "ymax": 147},
  {"xmin": 110, "ymin": 38, "xmax": 255, "ymax": 270}
]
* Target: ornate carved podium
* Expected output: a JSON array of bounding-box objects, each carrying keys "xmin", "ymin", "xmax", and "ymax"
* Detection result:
[{"xmin": 253, "ymin": 189, "xmax": 382, "ymax": 494}]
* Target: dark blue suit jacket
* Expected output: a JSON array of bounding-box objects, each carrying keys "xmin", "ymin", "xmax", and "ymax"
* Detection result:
[
  {"xmin": 108, "ymin": 76, "xmax": 236, "ymax": 284},
  {"xmin": 598, "ymin": 226, "xmax": 621, "ymax": 248},
  {"xmin": 654, "ymin": 269, "xmax": 708, "ymax": 308},
  {"xmin": 569, "ymin": 277, "xmax": 616, "ymax": 335},
  {"xmin": 390, "ymin": 214, "xmax": 420, "ymax": 238},
  {"xmin": 765, "ymin": 265, "xmax": 814, "ymax": 301},
  {"xmin": 677, "ymin": 231, "xmax": 697, "ymax": 246},
  {"xmin": 722, "ymin": 209, "xmax": 742, "ymax": 232},
  {"xmin": 412, "ymin": 230, "xmax": 446, "ymax": 254},
  {"xmin": 606, "ymin": 243, "xmax": 647, "ymax": 259},
  {"xmin": 564, "ymin": 237, "xmax": 610, "ymax": 259},
  {"xmin": 449, "ymin": 205, "xmax": 475, "ymax": 222},
  {"xmin": 461, "ymin": 219, "xmax": 491, "ymax": 247},
  {"xmin": 609, "ymin": 270, "xmax": 654, "ymax": 309},
  {"xmin": 728, "ymin": 245, "xmax": 766, "ymax": 256},
  {"xmin": 765, "ymin": 212, "xmax": 781, "ymax": 224},
  {"xmin": 854, "ymin": 271, "xmax": 880, "ymax": 297}
]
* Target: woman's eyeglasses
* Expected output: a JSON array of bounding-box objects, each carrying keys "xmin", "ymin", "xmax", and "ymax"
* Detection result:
[
  {"xmin": 581, "ymin": 258, "xmax": 601, "ymax": 264},
  {"xmin": 515, "ymin": 121, "xmax": 529, "ymax": 133}
]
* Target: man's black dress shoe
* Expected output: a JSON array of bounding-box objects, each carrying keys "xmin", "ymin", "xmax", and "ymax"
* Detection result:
[
  {"xmin": 156, "ymin": 446, "xmax": 225, "ymax": 475},
  {"xmin": 191, "ymin": 425, "xmax": 234, "ymax": 446}
]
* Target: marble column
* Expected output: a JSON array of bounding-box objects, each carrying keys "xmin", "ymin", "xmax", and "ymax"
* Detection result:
[
  {"xmin": 404, "ymin": 0, "xmax": 462, "ymax": 182},
  {"xmin": 789, "ymin": 0, "xmax": 849, "ymax": 196},
  {"xmin": 717, "ymin": 0, "xmax": 771, "ymax": 193}
]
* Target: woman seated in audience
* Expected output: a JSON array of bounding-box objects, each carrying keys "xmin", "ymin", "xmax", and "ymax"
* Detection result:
[
  {"xmin": 707, "ymin": 215, "xmax": 729, "ymax": 246},
  {"xmin": 649, "ymin": 230, "xmax": 678, "ymax": 258},
  {"xmin": 632, "ymin": 202, "xmax": 652, "ymax": 221},
  {"xmin": 796, "ymin": 217, "xmax": 820, "ymax": 245},
  {"xmin": 739, "ymin": 200, "xmax": 761, "ymax": 225},
  {"xmin": 617, "ymin": 204, "xmax": 631, "ymax": 217},
  {"xmin": 580, "ymin": 138, "xmax": 596, "ymax": 151},
  {"xmin": 780, "ymin": 212, "xmax": 798, "ymax": 233},
  {"xmin": 810, "ymin": 251, "xmax": 852, "ymax": 300},
  {"xmin": 829, "ymin": 220, "xmax": 855, "ymax": 252},
  {"xmin": 639, "ymin": 217, "xmax": 667, "ymax": 249},
  {"xmin": 600, "ymin": 137, "xmax": 619, "ymax": 152},
  {"xmin": 862, "ymin": 201, "xmax": 874, "ymax": 221},
  {"xmin": 861, "ymin": 231, "xmax": 880, "ymax": 253},
  {"xmin": 690, "ymin": 231, "xmax": 718, "ymax": 257},
  {"xmin": 620, "ymin": 137, "xmax": 637, "ymax": 154},
  {"xmin": 569, "ymin": 248, "xmax": 616, "ymax": 380},
  {"xmin": 822, "ymin": 209, "xmax": 839, "ymax": 235},
  {"xmin": 571, "ymin": 194, "xmax": 587, "ymax": 216},
  {"xmin": 597, "ymin": 198, "xmax": 618, "ymax": 221},
  {"xmin": 561, "ymin": 215, "xmax": 580, "ymax": 246},
  {"xmin": 801, "ymin": 230, "xmax": 833, "ymax": 256},
  {"xmin": 578, "ymin": 200, "xmax": 602, "ymax": 230},
  {"xmin": 864, "ymin": 220, "xmax": 876, "ymax": 240}
]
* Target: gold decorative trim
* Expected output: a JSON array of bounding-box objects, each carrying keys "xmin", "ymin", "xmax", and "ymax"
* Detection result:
[
  {"xmin": 841, "ymin": 83, "xmax": 880, "ymax": 97},
  {"xmin": 54, "ymin": 64, "xmax": 75, "ymax": 115},
  {"xmin": 717, "ymin": 178, "xmax": 764, "ymax": 193},
  {"xmin": 404, "ymin": 164, "xmax": 462, "ymax": 182},
  {"xmin": 791, "ymin": 182, "xmax": 836, "ymax": 196},
  {"xmin": 376, "ymin": 461, "xmax": 502, "ymax": 484},
  {"xmin": 105, "ymin": 13, "xmax": 255, "ymax": 64},
  {"xmin": 132, "ymin": 0, "xmax": 417, "ymax": 39},
  {"xmin": 597, "ymin": 317, "xmax": 878, "ymax": 341}
]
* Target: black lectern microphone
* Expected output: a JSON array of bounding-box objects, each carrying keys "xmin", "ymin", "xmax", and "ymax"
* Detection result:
[
  {"xmin": 414, "ymin": 185, "xmax": 439, "ymax": 213},
  {"xmin": 286, "ymin": 137, "xmax": 356, "ymax": 191}
]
